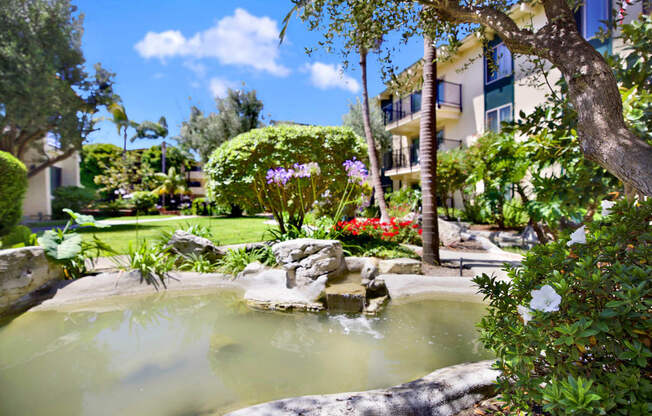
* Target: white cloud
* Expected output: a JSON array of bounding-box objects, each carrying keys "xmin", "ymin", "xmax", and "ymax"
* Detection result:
[
  {"xmin": 134, "ymin": 8, "xmax": 289, "ymax": 76},
  {"xmin": 209, "ymin": 77, "xmax": 235, "ymax": 98},
  {"xmin": 183, "ymin": 61, "xmax": 207, "ymax": 78},
  {"xmin": 304, "ymin": 62, "xmax": 360, "ymax": 93}
]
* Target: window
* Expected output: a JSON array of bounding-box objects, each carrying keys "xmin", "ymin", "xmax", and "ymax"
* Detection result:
[
  {"xmin": 578, "ymin": 0, "xmax": 610, "ymax": 40},
  {"xmin": 485, "ymin": 104, "xmax": 512, "ymax": 132},
  {"xmin": 485, "ymin": 42, "xmax": 512, "ymax": 84},
  {"xmin": 410, "ymin": 91, "xmax": 422, "ymax": 113},
  {"xmin": 50, "ymin": 167, "xmax": 62, "ymax": 195}
]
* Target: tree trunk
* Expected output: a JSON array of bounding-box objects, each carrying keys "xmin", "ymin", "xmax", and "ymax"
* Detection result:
[
  {"xmin": 359, "ymin": 48, "xmax": 391, "ymax": 224},
  {"xmin": 421, "ymin": 0, "xmax": 652, "ymax": 195},
  {"xmin": 419, "ymin": 35, "xmax": 441, "ymax": 265}
]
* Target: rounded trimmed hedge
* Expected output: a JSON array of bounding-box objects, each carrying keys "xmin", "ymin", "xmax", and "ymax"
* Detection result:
[
  {"xmin": 0, "ymin": 151, "xmax": 28, "ymax": 236},
  {"xmin": 204, "ymin": 125, "xmax": 367, "ymax": 213}
]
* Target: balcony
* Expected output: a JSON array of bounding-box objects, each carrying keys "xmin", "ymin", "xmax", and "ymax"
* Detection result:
[
  {"xmin": 382, "ymin": 138, "xmax": 463, "ymax": 178},
  {"xmin": 382, "ymin": 80, "xmax": 462, "ymax": 135}
]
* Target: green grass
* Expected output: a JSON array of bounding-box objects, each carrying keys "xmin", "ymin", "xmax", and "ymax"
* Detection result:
[
  {"xmin": 97, "ymin": 214, "xmax": 178, "ymax": 221},
  {"xmin": 71, "ymin": 216, "xmax": 273, "ymax": 255}
]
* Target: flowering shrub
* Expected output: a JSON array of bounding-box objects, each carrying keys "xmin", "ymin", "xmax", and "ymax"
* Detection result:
[
  {"xmin": 334, "ymin": 217, "xmax": 422, "ymax": 245},
  {"xmin": 205, "ymin": 125, "xmax": 367, "ymax": 231},
  {"xmin": 474, "ymin": 198, "xmax": 652, "ymax": 415}
]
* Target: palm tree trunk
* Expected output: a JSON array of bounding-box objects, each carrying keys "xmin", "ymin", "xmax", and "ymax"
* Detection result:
[
  {"xmin": 359, "ymin": 48, "xmax": 391, "ymax": 224},
  {"xmin": 419, "ymin": 35, "xmax": 440, "ymax": 265}
]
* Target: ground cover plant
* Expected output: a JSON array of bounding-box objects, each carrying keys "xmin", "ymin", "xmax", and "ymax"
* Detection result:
[{"xmin": 474, "ymin": 198, "xmax": 652, "ymax": 415}]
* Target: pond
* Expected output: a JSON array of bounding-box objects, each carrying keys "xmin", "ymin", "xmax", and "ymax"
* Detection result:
[{"xmin": 0, "ymin": 291, "xmax": 491, "ymax": 416}]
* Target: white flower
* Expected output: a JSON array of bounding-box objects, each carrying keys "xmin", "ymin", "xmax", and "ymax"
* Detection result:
[
  {"xmin": 601, "ymin": 200, "xmax": 615, "ymax": 217},
  {"xmin": 517, "ymin": 305, "xmax": 533, "ymax": 324},
  {"xmin": 530, "ymin": 285, "xmax": 562, "ymax": 313},
  {"xmin": 567, "ymin": 225, "xmax": 586, "ymax": 246}
]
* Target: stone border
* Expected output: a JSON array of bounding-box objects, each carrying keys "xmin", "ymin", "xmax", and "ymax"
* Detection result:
[{"xmin": 225, "ymin": 360, "xmax": 499, "ymax": 416}]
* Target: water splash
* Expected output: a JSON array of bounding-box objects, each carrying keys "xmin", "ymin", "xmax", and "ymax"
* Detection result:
[{"xmin": 332, "ymin": 315, "xmax": 384, "ymax": 339}]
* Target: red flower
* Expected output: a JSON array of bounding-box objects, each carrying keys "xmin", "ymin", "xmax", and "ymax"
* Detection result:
[{"xmin": 418, "ymin": 229, "xmax": 423, "ymax": 235}]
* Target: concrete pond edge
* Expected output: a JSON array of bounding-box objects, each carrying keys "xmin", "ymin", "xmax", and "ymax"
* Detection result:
[{"xmin": 225, "ymin": 360, "xmax": 500, "ymax": 416}]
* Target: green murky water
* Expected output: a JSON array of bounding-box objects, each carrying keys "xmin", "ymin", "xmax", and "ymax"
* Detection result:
[{"xmin": 0, "ymin": 291, "xmax": 490, "ymax": 416}]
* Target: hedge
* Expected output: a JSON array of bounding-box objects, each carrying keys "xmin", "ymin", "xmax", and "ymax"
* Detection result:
[{"xmin": 0, "ymin": 151, "xmax": 28, "ymax": 236}]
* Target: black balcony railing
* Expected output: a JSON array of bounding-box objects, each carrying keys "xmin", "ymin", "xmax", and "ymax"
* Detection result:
[
  {"xmin": 382, "ymin": 80, "xmax": 462, "ymax": 125},
  {"xmin": 381, "ymin": 138, "xmax": 464, "ymax": 172}
]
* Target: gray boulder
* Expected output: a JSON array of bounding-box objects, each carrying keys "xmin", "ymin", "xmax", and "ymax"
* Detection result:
[
  {"xmin": 167, "ymin": 230, "xmax": 225, "ymax": 260},
  {"xmin": 438, "ymin": 218, "xmax": 462, "ymax": 247},
  {"xmin": 361, "ymin": 258, "xmax": 379, "ymax": 280},
  {"xmin": 272, "ymin": 239, "xmax": 345, "ymax": 287},
  {"xmin": 0, "ymin": 246, "xmax": 63, "ymax": 315},
  {"xmin": 378, "ymin": 258, "xmax": 422, "ymax": 275}
]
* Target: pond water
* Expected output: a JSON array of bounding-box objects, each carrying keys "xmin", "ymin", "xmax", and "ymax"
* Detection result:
[{"xmin": 0, "ymin": 291, "xmax": 491, "ymax": 416}]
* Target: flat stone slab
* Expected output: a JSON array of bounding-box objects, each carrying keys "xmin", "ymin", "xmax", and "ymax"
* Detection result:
[
  {"xmin": 225, "ymin": 360, "xmax": 499, "ymax": 416},
  {"xmin": 378, "ymin": 258, "xmax": 422, "ymax": 275},
  {"xmin": 325, "ymin": 283, "xmax": 366, "ymax": 313},
  {"xmin": 381, "ymin": 274, "xmax": 484, "ymax": 303}
]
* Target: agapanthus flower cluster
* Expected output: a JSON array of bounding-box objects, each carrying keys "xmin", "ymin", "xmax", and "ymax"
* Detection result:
[
  {"xmin": 266, "ymin": 167, "xmax": 294, "ymax": 186},
  {"xmin": 293, "ymin": 162, "xmax": 320, "ymax": 178},
  {"xmin": 343, "ymin": 158, "xmax": 368, "ymax": 185}
]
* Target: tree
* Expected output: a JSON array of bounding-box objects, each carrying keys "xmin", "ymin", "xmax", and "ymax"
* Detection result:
[
  {"xmin": 286, "ymin": 0, "xmax": 652, "ymax": 197},
  {"xmin": 106, "ymin": 103, "xmax": 168, "ymax": 155},
  {"xmin": 342, "ymin": 98, "xmax": 392, "ymax": 152},
  {"xmin": 80, "ymin": 143, "xmax": 122, "ymax": 189},
  {"xmin": 0, "ymin": 0, "xmax": 118, "ymax": 178},
  {"xmin": 175, "ymin": 88, "xmax": 264, "ymax": 162},
  {"xmin": 419, "ymin": 34, "xmax": 440, "ymax": 265},
  {"xmin": 93, "ymin": 152, "xmax": 155, "ymax": 197},
  {"xmin": 141, "ymin": 144, "xmax": 190, "ymax": 173},
  {"xmin": 152, "ymin": 167, "xmax": 188, "ymax": 206}
]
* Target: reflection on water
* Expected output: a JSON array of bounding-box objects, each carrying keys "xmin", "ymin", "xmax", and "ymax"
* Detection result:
[{"xmin": 0, "ymin": 290, "xmax": 491, "ymax": 416}]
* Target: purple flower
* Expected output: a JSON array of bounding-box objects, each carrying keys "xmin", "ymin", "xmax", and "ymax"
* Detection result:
[
  {"xmin": 343, "ymin": 158, "xmax": 368, "ymax": 184},
  {"xmin": 292, "ymin": 162, "xmax": 320, "ymax": 178},
  {"xmin": 266, "ymin": 167, "xmax": 293, "ymax": 186}
]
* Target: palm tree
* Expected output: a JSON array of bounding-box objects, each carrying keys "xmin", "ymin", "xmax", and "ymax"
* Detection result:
[
  {"xmin": 360, "ymin": 46, "xmax": 391, "ymax": 224},
  {"xmin": 153, "ymin": 167, "xmax": 188, "ymax": 208},
  {"xmin": 107, "ymin": 102, "xmax": 133, "ymax": 156},
  {"xmin": 419, "ymin": 35, "xmax": 440, "ymax": 265},
  {"xmin": 107, "ymin": 102, "xmax": 168, "ymax": 156}
]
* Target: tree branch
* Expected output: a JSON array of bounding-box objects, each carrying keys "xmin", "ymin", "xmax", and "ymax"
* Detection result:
[{"xmin": 27, "ymin": 148, "xmax": 76, "ymax": 179}]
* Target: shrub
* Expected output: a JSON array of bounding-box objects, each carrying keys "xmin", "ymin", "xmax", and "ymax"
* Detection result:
[
  {"xmin": 0, "ymin": 151, "xmax": 28, "ymax": 236},
  {"xmin": 131, "ymin": 191, "xmax": 158, "ymax": 213},
  {"xmin": 52, "ymin": 186, "xmax": 96, "ymax": 219},
  {"xmin": 502, "ymin": 199, "xmax": 529, "ymax": 229},
  {"xmin": 80, "ymin": 143, "xmax": 122, "ymax": 190},
  {"xmin": 205, "ymin": 125, "xmax": 367, "ymax": 230},
  {"xmin": 474, "ymin": 198, "xmax": 652, "ymax": 415},
  {"xmin": 218, "ymin": 247, "xmax": 276, "ymax": 275},
  {"xmin": 127, "ymin": 242, "xmax": 175, "ymax": 289},
  {"xmin": 387, "ymin": 188, "xmax": 421, "ymax": 218},
  {"xmin": 334, "ymin": 217, "xmax": 422, "ymax": 245},
  {"xmin": 0, "ymin": 225, "xmax": 36, "ymax": 249}
]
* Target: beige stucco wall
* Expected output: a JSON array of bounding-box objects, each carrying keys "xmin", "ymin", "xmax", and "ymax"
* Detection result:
[{"xmin": 21, "ymin": 142, "xmax": 81, "ymax": 219}]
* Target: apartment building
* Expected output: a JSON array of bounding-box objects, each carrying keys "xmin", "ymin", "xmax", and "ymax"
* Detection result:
[
  {"xmin": 378, "ymin": 1, "xmax": 645, "ymax": 192},
  {"xmin": 22, "ymin": 135, "xmax": 81, "ymax": 219}
]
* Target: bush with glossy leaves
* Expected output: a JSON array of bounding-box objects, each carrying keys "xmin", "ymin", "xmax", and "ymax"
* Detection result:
[{"xmin": 474, "ymin": 198, "xmax": 652, "ymax": 415}]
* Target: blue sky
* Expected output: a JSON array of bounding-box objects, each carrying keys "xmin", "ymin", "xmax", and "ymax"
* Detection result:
[{"xmin": 77, "ymin": 0, "xmax": 423, "ymax": 152}]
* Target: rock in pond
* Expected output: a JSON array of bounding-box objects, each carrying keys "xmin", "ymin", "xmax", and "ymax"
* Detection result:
[
  {"xmin": 166, "ymin": 230, "xmax": 225, "ymax": 260},
  {"xmin": 0, "ymin": 246, "xmax": 63, "ymax": 315},
  {"xmin": 325, "ymin": 283, "xmax": 366, "ymax": 313},
  {"xmin": 272, "ymin": 239, "xmax": 345, "ymax": 287},
  {"xmin": 378, "ymin": 258, "xmax": 422, "ymax": 275},
  {"xmin": 241, "ymin": 269, "xmax": 327, "ymax": 312}
]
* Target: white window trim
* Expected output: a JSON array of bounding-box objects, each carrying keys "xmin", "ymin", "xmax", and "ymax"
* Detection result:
[
  {"xmin": 484, "ymin": 103, "xmax": 513, "ymax": 133},
  {"xmin": 485, "ymin": 42, "xmax": 512, "ymax": 86}
]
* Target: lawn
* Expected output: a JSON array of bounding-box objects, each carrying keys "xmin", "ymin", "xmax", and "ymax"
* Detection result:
[
  {"xmin": 97, "ymin": 214, "xmax": 178, "ymax": 222},
  {"xmin": 76, "ymin": 216, "xmax": 273, "ymax": 255}
]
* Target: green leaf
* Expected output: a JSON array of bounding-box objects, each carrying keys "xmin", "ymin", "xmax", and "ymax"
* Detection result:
[
  {"xmin": 38, "ymin": 231, "xmax": 82, "ymax": 260},
  {"xmin": 63, "ymin": 208, "xmax": 108, "ymax": 228}
]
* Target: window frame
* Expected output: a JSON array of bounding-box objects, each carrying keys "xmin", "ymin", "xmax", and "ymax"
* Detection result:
[
  {"xmin": 484, "ymin": 42, "xmax": 513, "ymax": 85},
  {"xmin": 581, "ymin": 0, "xmax": 611, "ymax": 40},
  {"xmin": 485, "ymin": 103, "xmax": 513, "ymax": 133}
]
